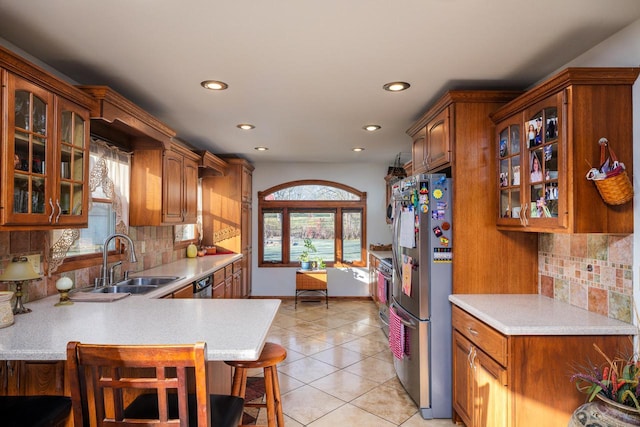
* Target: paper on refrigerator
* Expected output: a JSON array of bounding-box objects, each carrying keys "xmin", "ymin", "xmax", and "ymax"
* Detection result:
[{"xmin": 399, "ymin": 209, "xmax": 415, "ymax": 248}]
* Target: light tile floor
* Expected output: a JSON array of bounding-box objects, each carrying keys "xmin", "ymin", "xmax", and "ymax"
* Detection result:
[{"xmin": 249, "ymin": 298, "xmax": 454, "ymax": 426}]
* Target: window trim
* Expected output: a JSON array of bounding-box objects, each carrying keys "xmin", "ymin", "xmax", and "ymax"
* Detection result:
[{"xmin": 258, "ymin": 179, "xmax": 367, "ymax": 268}]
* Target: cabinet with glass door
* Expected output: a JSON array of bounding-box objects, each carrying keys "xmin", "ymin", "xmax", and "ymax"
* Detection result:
[
  {"xmin": 497, "ymin": 94, "xmax": 564, "ymax": 230},
  {"xmin": 493, "ymin": 67, "xmax": 639, "ymax": 233},
  {"xmin": 1, "ymin": 68, "xmax": 90, "ymax": 229}
]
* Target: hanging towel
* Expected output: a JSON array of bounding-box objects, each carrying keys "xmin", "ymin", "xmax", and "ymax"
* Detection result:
[
  {"xmin": 377, "ymin": 271, "xmax": 387, "ymax": 304},
  {"xmin": 389, "ymin": 307, "xmax": 405, "ymax": 360}
]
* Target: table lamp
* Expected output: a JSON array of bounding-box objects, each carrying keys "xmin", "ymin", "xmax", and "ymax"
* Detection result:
[{"xmin": 0, "ymin": 256, "xmax": 41, "ymax": 314}]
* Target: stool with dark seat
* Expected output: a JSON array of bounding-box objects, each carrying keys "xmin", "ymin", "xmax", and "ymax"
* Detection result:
[
  {"xmin": 67, "ymin": 341, "xmax": 244, "ymax": 427},
  {"xmin": 225, "ymin": 342, "xmax": 287, "ymax": 427},
  {"xmin": 0, "ymin": 395, "xmax": 71, "ymax": 427}
]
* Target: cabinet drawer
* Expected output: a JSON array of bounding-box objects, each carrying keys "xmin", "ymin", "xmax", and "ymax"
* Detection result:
[
  {"xmin": 213, "ymin": 269, "xmax": 225, "ymax": 285},
  {"xmin": 452, "ymin": 306, "xmax": 507, "ymax": 366},
  {"xmin": 233, "ymin": 260, "xmax": 242, "ymax": 272},
  {"xmin": 225, "ymin": 265, "xmax": 233, "ymax": 277}
]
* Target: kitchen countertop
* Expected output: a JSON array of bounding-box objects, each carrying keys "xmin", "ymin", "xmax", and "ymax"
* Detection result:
[
  {"xmin": 369, "ymin": 250, "xmax": 392, "ymax": 262},
  {"xmin": 449, "ymin": 294, "xmax": 638, "ymax": 336},
  {"xmin": 122, "ymin": 253, "xmax": 243, "ymax": 298},
  {"xmin": 0, "ymin": 296, "xmax": 279, "ymax": 361},
  {"xmin": 0, "ymin": 254, "xmax": 280, "ymax": 361}
]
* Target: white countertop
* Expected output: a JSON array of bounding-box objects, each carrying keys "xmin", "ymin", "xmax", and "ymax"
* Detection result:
[
  {"xmin": 449, "ymin": 294, "xmax": 638, "ymax": 336},
  {"xmin": 125, "ymin": 253, "xmax": 242, "ymax": 298},
  {"xmin": 369, "ymin": 250, "xmax": 392, "ymax": 261},
  {"xmin": 0, "ymin": 254, "xmax": 280, "ymax": 361}
]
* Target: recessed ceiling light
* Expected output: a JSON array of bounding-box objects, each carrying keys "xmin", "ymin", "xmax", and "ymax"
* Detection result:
[
  {"xmin": 201, "ymin": 80, "xmax": 228, "ymax": 90},
  {"xmin": 254, "ymin": 146, "xmax": 269, "ymax": 151},
  {"xmin": 236, "ymin": 124, "xmax": 255, "ymax": 130},
  {"xmin": 352, "ymin": 147, "xmax": 365, "ymax": 152},
  {"xmin": 363, "ymin": 124, "xmax": 381, "ymax": 132},
  {"xmin": 383, "ymin": 81, "xmax": 410, "ymax": 92}
]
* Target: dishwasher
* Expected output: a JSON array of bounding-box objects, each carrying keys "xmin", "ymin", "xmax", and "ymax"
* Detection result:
[{"xmin": 192, "ymin": 274, "xmax": 213, "ymax": 298}]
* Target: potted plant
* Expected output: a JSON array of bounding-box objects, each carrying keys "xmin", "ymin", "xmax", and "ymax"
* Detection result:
[
  {"xmin": 298, "ymin": 238, "xmax": 316, "ymax": 271},
  {"xmin": 569, "ymin": 343, "xmax": 640, "ymax": 425}
]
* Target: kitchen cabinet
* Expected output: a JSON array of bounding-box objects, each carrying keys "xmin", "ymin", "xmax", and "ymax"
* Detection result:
[
  {"xmin": 202, "ymin": 158, "xmax": 254, "ymax": 298},
  {"xmin": 408, "ymin": 106, "xmax": 451, "ymax": 174},
  {"xmin": 77, "ymin": 86, "xmax": 200, "ymax": 226},
  {"xmin": 129, "ymin": 142, "xmax": 200, "ymax": 226},
  {"xmin": 491, "ymin": 67, "xmax": 640, "ymax": 233},
  {"xmin": 0, "ymin": 360, "xmax": 66, "ymax": 396},
  {"xmin": 0, "ymin": 47, "xmax": 94, "ymax": 230},
  {"xmin": 407, "ymin": 91, "xmax": 538, "ymax": 294},
  {"xmin": 171, "ymin": 283, "xmax": 194, "ymax": 299},
  {"xmin": 232, "ymin": 260, "xmax": 242, "ymax": 298},
  {"xmin": 451, "ymin": 305, "xmax": 632, "ymax": 426}
]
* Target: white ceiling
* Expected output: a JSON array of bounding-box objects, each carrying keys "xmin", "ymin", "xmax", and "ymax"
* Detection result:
[{"xmin": 1, "ymin": 0, "xmax": 640, "ymax": 165}]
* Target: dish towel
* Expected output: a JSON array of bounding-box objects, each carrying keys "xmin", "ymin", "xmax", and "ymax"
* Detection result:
[
  {"xmin": 389, "ymin": 307, "xmax": 405, "ymax": 360},
  {"xmin": 377, "ymin": 271, "xmax": 387, "ymax": 304}
]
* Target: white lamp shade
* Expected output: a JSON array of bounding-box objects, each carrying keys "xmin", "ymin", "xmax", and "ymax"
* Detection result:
[{"xmin": 0, "ymin": 257, "xmax": 40, "ymax": 281}]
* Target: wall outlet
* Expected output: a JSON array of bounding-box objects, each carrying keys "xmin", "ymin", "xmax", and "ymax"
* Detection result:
[{"xmin": 25, "ymin": 254, "xmax": 41, "ymax": 275}]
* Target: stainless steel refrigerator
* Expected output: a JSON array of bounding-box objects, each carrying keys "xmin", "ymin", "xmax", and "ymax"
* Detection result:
[{"xmin": 390, "ymin": 173, "xmax": 452, "ymax": 419}]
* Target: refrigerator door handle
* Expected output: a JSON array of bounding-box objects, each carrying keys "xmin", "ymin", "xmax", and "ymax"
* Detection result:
[{"xmin": 390, "ymin": 303, "xmax": 418, "ymax": 330}]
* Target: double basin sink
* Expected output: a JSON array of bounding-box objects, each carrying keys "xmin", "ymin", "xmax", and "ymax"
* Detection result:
[{"xmin": 89, "ymin": 276, "xmax": 183, "ymax": 295}]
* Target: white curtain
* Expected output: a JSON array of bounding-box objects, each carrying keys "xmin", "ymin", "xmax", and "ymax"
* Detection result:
[{"xmin": 48, "ymin": 137, "xmax": 131, "ymax": 275}]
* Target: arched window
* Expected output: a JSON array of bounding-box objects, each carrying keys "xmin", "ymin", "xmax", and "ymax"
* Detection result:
[{"xmin": 258, "ymin": 180, "xmax": 367, "ymax": 268}]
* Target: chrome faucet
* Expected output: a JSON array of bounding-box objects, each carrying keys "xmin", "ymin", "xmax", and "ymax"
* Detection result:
[{"xmin": 101, "ymin": 233, "xmax": 138, "ymax": 287}]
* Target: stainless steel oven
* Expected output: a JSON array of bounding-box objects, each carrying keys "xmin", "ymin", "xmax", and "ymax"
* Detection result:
[
  {"xmin": 193, "ymin": 274, "xmax": 213, "ymax": 298},
  {"xmin": 377, "ymin": 257, "xmax": 393, "ymax": 336}
]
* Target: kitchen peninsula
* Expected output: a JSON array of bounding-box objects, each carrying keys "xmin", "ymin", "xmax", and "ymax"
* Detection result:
[{"xmin": 0, "ymin": 254, "xmax": 279, "ymax": 400}]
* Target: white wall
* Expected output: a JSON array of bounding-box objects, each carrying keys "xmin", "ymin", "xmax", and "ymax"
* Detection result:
[
  {"xmin": 250, "ymin": 162, "xmax": 394, "ymax": 297},
  {"xmin": 551, "ymin": 18, "xmax": 640, "ymax": 326}
]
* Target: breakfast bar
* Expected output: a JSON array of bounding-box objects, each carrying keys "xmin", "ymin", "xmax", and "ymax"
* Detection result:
[{"xmin": 0, "ymin": 296, "xmax": 280, "ymax": 361}]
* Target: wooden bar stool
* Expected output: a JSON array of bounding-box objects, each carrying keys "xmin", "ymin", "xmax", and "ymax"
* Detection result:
[{"xmin": 225, "ymin": 342, "xmax": 287, "ymax": 427}]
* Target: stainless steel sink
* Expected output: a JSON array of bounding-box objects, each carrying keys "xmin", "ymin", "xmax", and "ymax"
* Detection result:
[
  {"xmin": 89, "ymin": 276, "xmax": 183, "ymax": 295},
  {"xmin": 91, "ymin": 284, "xmax": 159, "ymax": 294},
  {"xmin": 116, "ymin": 276, "xmax": 182, "ymax": 287}
]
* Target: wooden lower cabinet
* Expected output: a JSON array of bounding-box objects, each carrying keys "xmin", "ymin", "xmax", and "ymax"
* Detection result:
[
  {"xmin": 0, "ymin": 360, "xmax": 66, "ymax": 396},
  {"xmin": 452, "ymin": 306, "xmax": 633, "ymax": 426},
  {"xmin": 171, "ymin": 283, "xmax": 194, "ymax": 299}
]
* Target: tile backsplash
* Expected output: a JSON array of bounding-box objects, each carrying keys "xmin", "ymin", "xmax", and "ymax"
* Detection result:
[
  {"xmin": 538, "ymin": 233, "xmax": 634, "ymax": 323},
  {"xmin": 0, "ymin": 226, "xmax": 189, "ymax": 304}
]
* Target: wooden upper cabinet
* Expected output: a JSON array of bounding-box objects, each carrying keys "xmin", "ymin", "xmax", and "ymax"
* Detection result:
[
  {"xmin": 76, "ymin": 86, "xmax": 201, "ymax": 226},
  {"xmin": 0, "ymin": 46, "xmax": 93, "ymax": 230},
  {"xmin": 131, "ymin": 142, "xmax": 200, "ymax": 226},
  {"xmin": 491, "ymin": 67, "xmax": 640, "ymax": 233},
  {"xmin": 408, "ymin": 105, "xmax": 451, "ymax": 173},
  {"xmin": 424, "ymin": 107, "xmax": 451, "ymax": 171},
  {"xmin": 410, "ymin": 126, "xmax": 427, "ymax": 173}
]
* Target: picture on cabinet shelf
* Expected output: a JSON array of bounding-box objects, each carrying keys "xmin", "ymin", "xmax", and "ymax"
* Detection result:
[
  {"xmin": 499, "ymin": 139, "xmax": 507, "ymax": 157},
  {"xmin": 500, "ymin": 172, "xmax": 508, "ymax": 187},
  {"xmin": 546, "ymin": 118, "xmax": 557, "ymax": 139},
  {"xmin": 526, "ymin": 118, "xmax": 543, "ymax": 147},
  {"xmin": 512, "ymin": 165, "xmax": 520, "ymax": 185},
  {"xmin": 530, "ymin": 152, "xmax": 543, "ymax": 182}
]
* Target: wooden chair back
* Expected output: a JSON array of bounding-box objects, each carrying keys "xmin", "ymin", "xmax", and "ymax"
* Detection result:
[{"xmin": 67, "ymin": 341, "xmax": 210, "ymax": 427}]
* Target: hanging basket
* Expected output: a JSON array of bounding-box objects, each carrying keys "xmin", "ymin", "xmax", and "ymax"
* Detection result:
[
  {"xmin": 586, "ymin": 138, "xmax": 634, "ymax": 206},
  {"xmin": 387, "ymin": 153, "xmax": 408, "ymax": 178}
]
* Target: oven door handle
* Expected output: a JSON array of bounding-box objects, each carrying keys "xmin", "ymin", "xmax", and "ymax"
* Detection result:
[{"xmin": 378, "ymin": 311, "xmax": 389, "ymax": 327}]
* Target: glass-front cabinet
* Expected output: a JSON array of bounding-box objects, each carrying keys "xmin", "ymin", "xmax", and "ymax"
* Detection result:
[
  {"xmin": 2, "ymin": 71, "xmax": 90, "ymax": 228},
  {"xmin": 497, "ymin": 93, "xmax": 566, "ymax": 230},
  {"xmin": 492, "ymin": 67, "xmax": 639, "ymax": 234}
]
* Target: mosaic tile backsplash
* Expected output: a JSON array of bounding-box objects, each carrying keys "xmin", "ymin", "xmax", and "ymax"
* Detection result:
[{"xmin": 538, "ymin": 233, "xmax": 634, "ymax": 323}]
